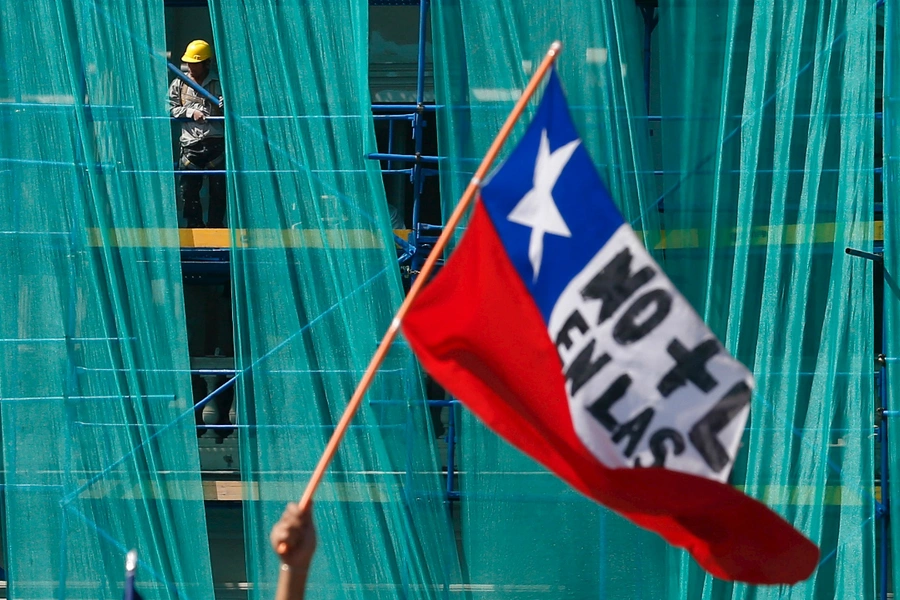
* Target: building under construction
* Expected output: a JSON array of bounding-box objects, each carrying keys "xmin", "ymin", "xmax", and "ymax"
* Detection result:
[{"xmin": 0, "ymin": 0, "xmax": 894, "ymax": 598}]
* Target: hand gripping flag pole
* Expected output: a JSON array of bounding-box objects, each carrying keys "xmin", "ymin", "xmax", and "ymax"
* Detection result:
[{"xmin": 277, "ymin": 41, "xmax": 564, "ymax": 555}]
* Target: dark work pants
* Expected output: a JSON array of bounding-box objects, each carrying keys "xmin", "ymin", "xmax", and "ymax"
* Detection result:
[{"xmin": 180, "ymin": 138, "xmax": 226, "ymax": 227}]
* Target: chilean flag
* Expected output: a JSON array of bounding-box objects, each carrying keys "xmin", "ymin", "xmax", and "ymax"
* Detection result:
[{"xmin": 402, "ymin": 70, "xmax": 818, "ymax": 584}]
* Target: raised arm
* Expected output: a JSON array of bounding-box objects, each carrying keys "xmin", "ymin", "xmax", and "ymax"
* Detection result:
[{"xmin": 271, "ymin": 503, "xmax": 317, "ymax": 600}]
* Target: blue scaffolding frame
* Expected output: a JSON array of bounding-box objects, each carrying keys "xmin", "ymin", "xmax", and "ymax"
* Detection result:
[
  {"xmin": 152, "ymin": 9, "xmax": 458, "ymax": 595},
  {"xmin": 364, "ymin": 0, "xmax": 460, "ymax": 506}
]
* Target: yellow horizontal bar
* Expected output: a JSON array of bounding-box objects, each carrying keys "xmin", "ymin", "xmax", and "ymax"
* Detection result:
[
  {"xmin": 86, "ymin": 223, "xmax": 880, "ymax": 250},
  {"xmin": 195, "ymin": 480, "xmax": 877, "ymax": 505},
  {"xmin": 202, "ymin": 480, "xmax": 398, "ymax": 503},
  {"xmin": 70, "ymin": 475, "xmax": 878, "ymax": 505},
  {"xmin": 733, "ymin": 484, "xmax": 878, "ymax": 507},
  {"xmin": 637, "ymin": 221, "xmax": 882, "ymax": 250},
  {"xmin": 86, "ymin": 227, "xmax": 411, "ymax": 249}
]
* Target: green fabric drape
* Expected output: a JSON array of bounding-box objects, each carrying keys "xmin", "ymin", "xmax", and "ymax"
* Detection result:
[
  {"xmin": 0, "ymin": 0, "xmax": 881, "ymax": 597},
  {"xmin": 433, "ymin": 0, "xmax": 876, "ymax": 597},
  {"xmin": 431, "ymin": 2, "xmax": 672, "ymax": 597},
  {"xmin": 208, "ymin": 1, "xmax": 459, "ymax": 597},
  {"xmin": 884, "ymin": 0, "xmax": 900, "ymax": 594},
  {"xmin": 657, "ymin": 1, "xmax": 876, "ymax": 597},
  {"xmin": 0, "ymin": 1, "xmax": 214, "ymax": 599},
  {"xmin": 432, "ymin": 0, "xmax": 660, "ymax": 240}
]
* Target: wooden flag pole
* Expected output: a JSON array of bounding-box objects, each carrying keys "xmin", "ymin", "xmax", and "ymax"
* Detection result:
[{"xmin": 280, "ymin": 41, "xmax": 563, "ymax": 554}]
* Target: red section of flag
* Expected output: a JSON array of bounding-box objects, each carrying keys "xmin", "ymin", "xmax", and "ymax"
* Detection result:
[{"xmin": 402, "ymin": 203, "xmax": 818, "ymax": 584}]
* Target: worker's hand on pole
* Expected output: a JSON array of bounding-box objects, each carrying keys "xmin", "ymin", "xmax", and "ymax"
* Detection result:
[
  {"xmin": 271, "ymin": 502, "xmax": 317, "ymax": 569},
  {"xmin": 192, "ymin": 111, "xmax": 206, "ymax": 123}
]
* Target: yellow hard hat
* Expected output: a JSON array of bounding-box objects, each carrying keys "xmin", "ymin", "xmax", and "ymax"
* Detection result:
[{"xmin": 182, "ymin": 40, "xmax": 212, "ymax": 63}]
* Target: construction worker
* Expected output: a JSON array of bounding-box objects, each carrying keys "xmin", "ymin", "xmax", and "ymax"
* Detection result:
[{"xmin": 168, "ymin": 40, "xmax": 225, "ymax": 228}]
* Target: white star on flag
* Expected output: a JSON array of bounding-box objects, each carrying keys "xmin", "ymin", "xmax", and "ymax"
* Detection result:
[{"xmin": 507, "ymin": 129, "xmax": 580, "ymax": 280}]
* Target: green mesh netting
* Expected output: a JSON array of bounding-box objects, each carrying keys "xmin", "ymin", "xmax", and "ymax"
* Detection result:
[
  {"xmin": 884, "ymin": 0, "xmax": 900, "ymax": 594},
  {"xmin": 0, "ymin": 1, "xmax": 213, "ymax": 599},
  {"xmin": 0, "ymin": 0, "xmax": 884, "ymax": 597},
  {"xmin": 433, "ymin": 0, "xmax": 876, "ymax": 597},
  {"xmin": 207, "ymin": 1, "xmax": 460, "ymax": 597},
  {"xmin": 657, "ymin": 2, "xmax": 876, "ymax": 597},
  {"xmin": 431, "ymin": 2, "xmax": 671, "ymax": 597},
  {"xmin": 432, "ymin": 0, "xmax": 661, "ymax": 240}
]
